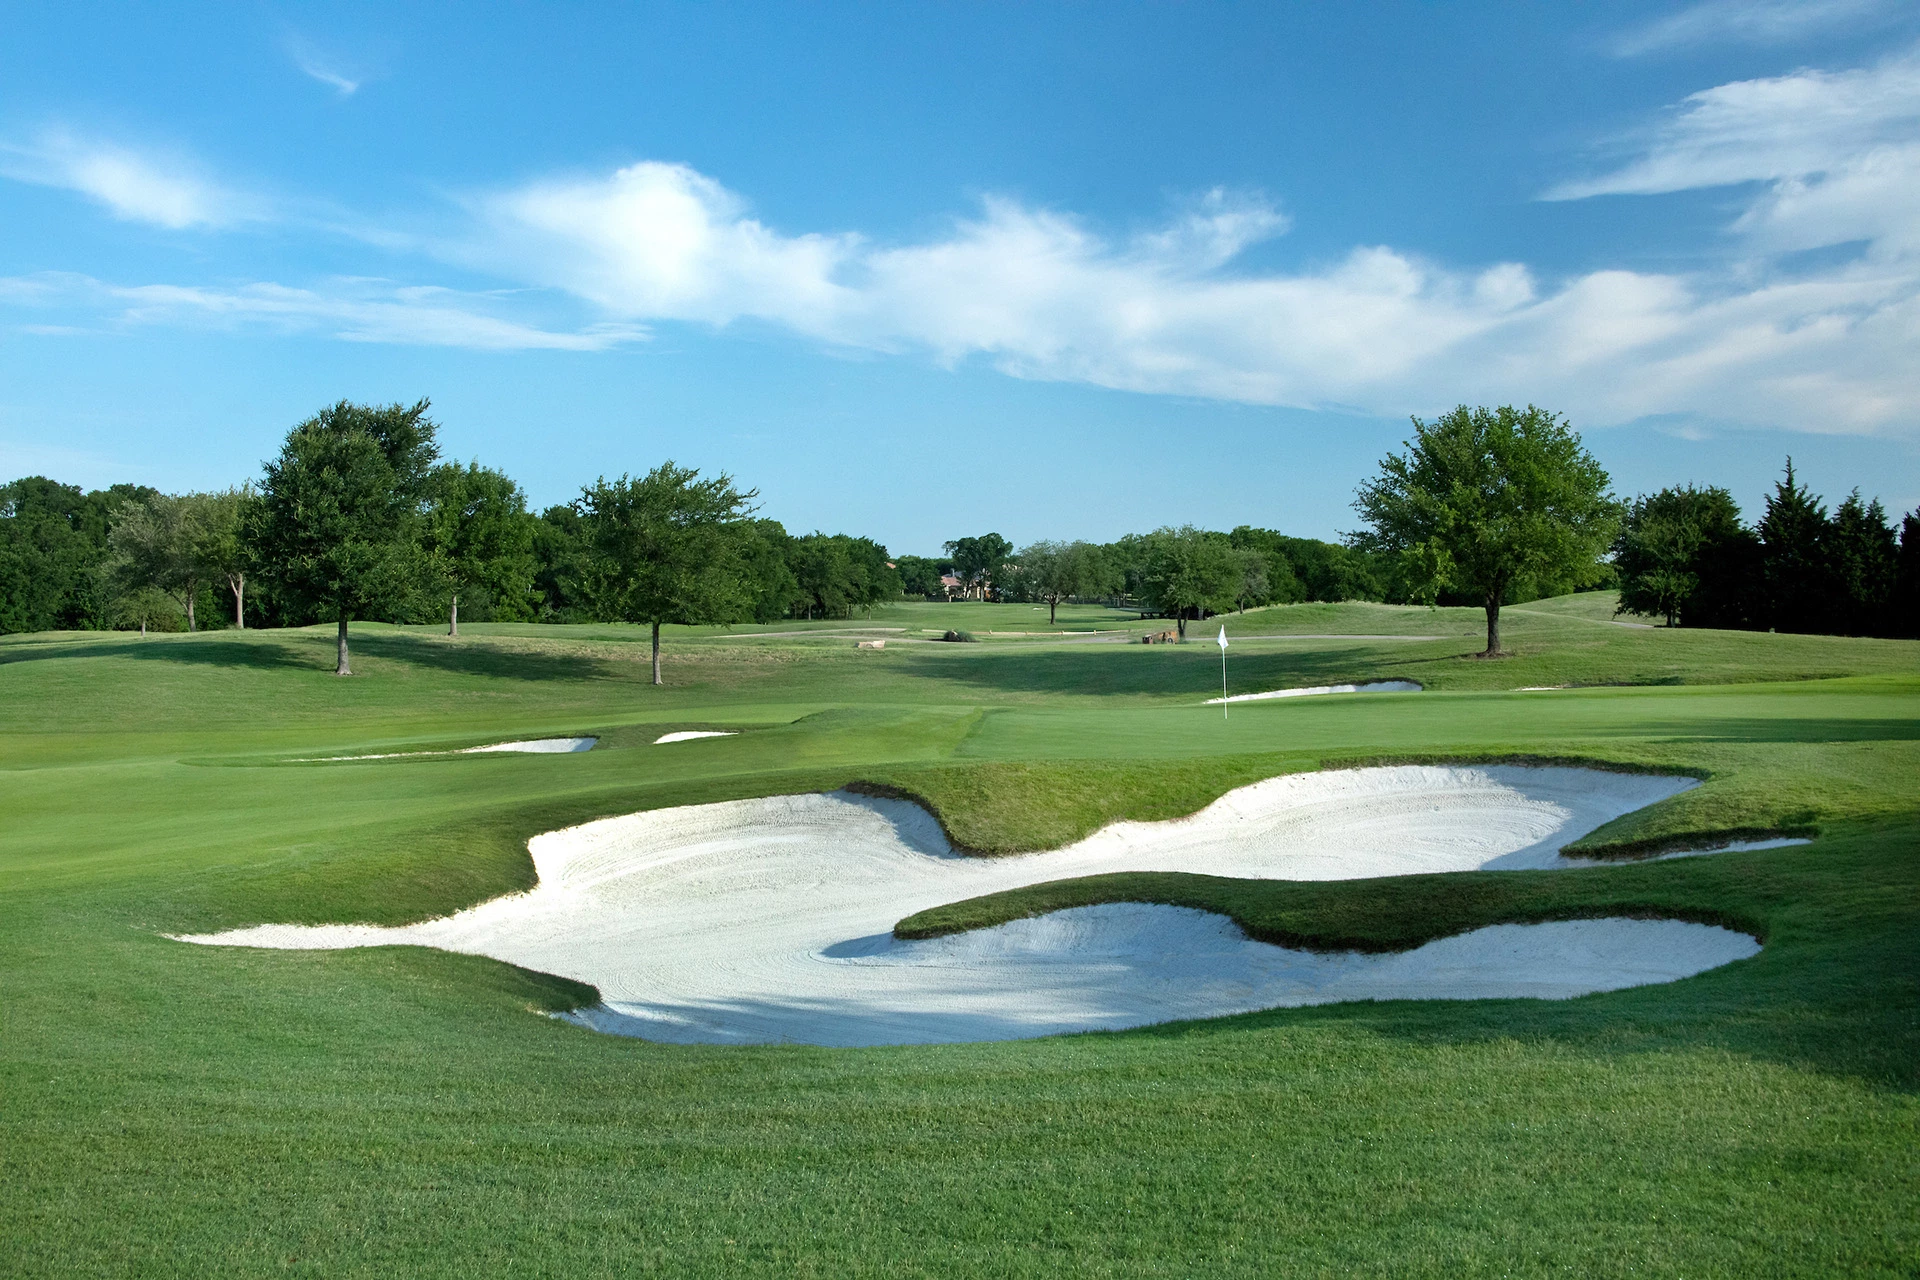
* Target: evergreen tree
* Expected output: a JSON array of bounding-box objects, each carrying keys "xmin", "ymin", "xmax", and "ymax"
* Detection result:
[
  {"xmin": 1828, "ymin": 491, "xmax": 1900, "ymax": 637},
  {"xmin": 1896, "ymin": 509, "xmax": 1920, "ymax": 639},
  {"xmin": 1755, "ymin": 459, "xmax": 1834, "ymax": 633}
]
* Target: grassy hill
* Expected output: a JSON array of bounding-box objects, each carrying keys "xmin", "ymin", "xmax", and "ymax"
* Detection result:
[{"xmin": 2, "ymin": 599, "xmax": 1915, "ymax": 1275}]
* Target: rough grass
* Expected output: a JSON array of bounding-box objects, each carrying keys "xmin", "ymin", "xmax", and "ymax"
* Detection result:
[{"xmin": 2, "ymin": 605, "xmax": 1917, "ymax": 1277}]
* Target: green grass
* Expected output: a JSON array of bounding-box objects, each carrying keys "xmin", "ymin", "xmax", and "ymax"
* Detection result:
[{"xmin": 3, "ymin": 595, "xmax": 1917, "ymax": 1276}]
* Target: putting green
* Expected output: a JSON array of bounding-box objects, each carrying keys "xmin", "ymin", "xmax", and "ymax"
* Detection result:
[{"xmin": 2, "ymin": 599, "xmax": 1916, "ymax": 1276}]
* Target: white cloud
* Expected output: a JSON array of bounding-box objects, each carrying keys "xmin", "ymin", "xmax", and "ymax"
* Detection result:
[
  {"xmin": 2, "ymin": 272, "xmax": 640, "ymax": 351},
  {"xmin": 5, "ymin": 51, "xmax": 1917, "ymax": 437},
  {"xmin": 1611, "ymin": 0, "xmax": 1898, "ymax": 56},
  {"xmin": 451, "ymin": 120, "xmax": 1919, "ymax": 433},
  {"xmin": 286, "ymin": 35, "xmax": 362, "ymax": 96},
  {"xmin": 1546, "ymin": 47, "xmax": 1920, "ymax": 200},
  {"xmin": 0, "ymin": 130, "xmax": 262, "ymax": 229}
]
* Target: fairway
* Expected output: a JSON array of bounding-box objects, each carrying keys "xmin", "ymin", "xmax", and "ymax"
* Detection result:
[{"xmin": 3, "ymin": 597, "xmax": 1917, "ymax": 1275}]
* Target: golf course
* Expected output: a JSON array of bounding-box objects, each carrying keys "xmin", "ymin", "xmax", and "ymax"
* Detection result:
[{"xmin": 3, "ymin": 595, "xmax": 1915, "ymax": 1275}]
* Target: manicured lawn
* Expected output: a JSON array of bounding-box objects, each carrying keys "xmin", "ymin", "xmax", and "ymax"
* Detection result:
[{"xmin": 2, "ymin": 598, "xmax": 1916, "ymax": 1275}]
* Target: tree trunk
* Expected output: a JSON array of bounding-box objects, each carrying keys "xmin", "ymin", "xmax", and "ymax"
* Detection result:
[
  {"xmin": 1483, "ymin": 597, "xmax": 1502, "ymax": 657},
  {"xmin": 651, "ymin": 620, "xmax": 663, "ymax": 686},
  {"xmin": 140, "ymin": 618, "xmax": 147, "ymax": 637},
  {"xmin": 449, "ymin": 593, "xmax": 459, "ymax": 638},
  {"xmin": 336, "ymin": 616, "xmax": 352, "ymax": 676},
  {"xmin": 1176, "ymin": 612, "xmax": 1187, "ymax": 638},
  {"xmin": 186, "ymin": 593, "xmax": 196, "ymax": 633},
  {"xmin": 230, "ymin": 573, "xmax": 245, "ymax": 629},
  {"xmin": 1049, "ymin": 597, "xmax": 1058, "ymax": 625}
]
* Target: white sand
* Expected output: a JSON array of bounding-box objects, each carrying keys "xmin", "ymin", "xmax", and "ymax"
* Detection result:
[
  {"xmin": 654, "ymin": 731, "xmax": 738, "ymax": 744},
  {"xmin": 177, "ymin": 765, "xmax": 1763, "ymax": 1046},
  {"xmin": 461, "ymin": 737, "xmax": 597, "ymax": 754},
  {"xmin": 1206, "ymin": 680, "xmax": 1421, "ymax": 704},
  {"xmin": 300, "ymin": 736, "xmax": 596, "ymax": 761}
]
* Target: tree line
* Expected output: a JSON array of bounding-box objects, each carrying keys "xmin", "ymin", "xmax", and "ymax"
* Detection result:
[
  {"xmin": 1614, "ymin": 462, "xmax": 1919, "ymax": 638},
  {"xmin": 4, "ymin": 400, "xmax": 1917, "ymax": 673}
]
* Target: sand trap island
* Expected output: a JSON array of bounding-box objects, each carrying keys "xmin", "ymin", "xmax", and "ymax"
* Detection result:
[{"xmin": 178, "ymin": 765, "xmax": 1761, "ymax": 1047}]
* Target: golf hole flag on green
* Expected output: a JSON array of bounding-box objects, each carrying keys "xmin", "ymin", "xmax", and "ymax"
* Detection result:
[{"xmin": 1219, "ymin": 624, "xmax": 1229, "ymax": 718}]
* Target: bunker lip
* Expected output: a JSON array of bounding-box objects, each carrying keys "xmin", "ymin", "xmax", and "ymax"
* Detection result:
[
  {"xmin": 1207, "ymin": 680, "xmax": 1422, "ymax": 704},
  {"xmin": 176, "ymin": 764, "xmax": 1761, "ymax": 1048}
]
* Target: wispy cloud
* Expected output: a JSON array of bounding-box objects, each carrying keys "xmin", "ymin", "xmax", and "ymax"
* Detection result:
[
  {"xmin": 449, "ymin": 144, "xmax": 1919, "ymax": 432},
  {"xmin": 2, "ymin": 271, "xmax": 642, "ymax": 351},
  {"xmin": 1611, "ymin": 0, "xmax": 1898, "ymax": 56},
  {"xmin": 4, "ymin": 50, "xmax": 1917, "ymax": 436},
  {"xmin": 1547, "ymin": 46, "xmax": 1920, "ymax": 200},
  {"xmin": 0, "ymin": 129, "xmax": 264, "ymax": 229},
  {"xmin": 286, "ymin": 35, "xmax": 362, "ymax": 97}
]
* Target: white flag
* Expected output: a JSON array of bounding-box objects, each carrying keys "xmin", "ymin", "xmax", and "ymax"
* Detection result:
[{"xmin": 1217, "ymin": 625, "xmax": 1228, "ymax": 649}]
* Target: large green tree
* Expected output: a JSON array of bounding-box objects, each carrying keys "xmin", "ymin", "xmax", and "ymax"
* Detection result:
[
  {"xmin": 1019, "ymin": 540, "xmax": 1117, "ymax": 624},
  {"xmin": 249, "ymin": 400, "xmax": 441, "ymax": 675},
  {"xmin": 198, "ymin": 487, "xmax": 257, "ymax": 629},
  {"xmin": 577, "ymin": 462, "xmax": 759, "ymax": 685},
  {"xmin": 1141, "ymin": 526, "xmax": 1240, "ymax": 636},
  {"xmin": 942, "ymin": 533, "xmax": 1013, "ymax": 600},
  {"xmin": 1613, "ymin": 484, "xmax": 1752, "ymax": 628},
  {"xmin": 107, "ymin": 493, "xmax": 219, "ymax": 632},
  {"xmin": 1828, "ymin": 490, "xmax": 1898, "ymax": 638},
  {"xmin": 424, "ymin": 462, "xmax": 538, "ymax": 636},
  {"xmin": 1353, "ymin": 404, "xmax": 1617, "ymax": 656}
]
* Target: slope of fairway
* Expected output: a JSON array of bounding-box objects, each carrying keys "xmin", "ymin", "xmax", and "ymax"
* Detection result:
[{"xmin": 1, "ymin": 619, "xmax": 1915, "ymax": 1275}]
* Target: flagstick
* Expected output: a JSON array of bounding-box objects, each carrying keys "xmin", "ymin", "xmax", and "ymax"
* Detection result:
[{"xmin": 1217, "ymin": 623, "xmax": 1229, "ymax": 721}]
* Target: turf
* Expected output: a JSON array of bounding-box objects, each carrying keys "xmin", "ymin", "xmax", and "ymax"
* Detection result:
[{"xmin": 2, "ymin": 597, "xmax": 1917, "ymax": 1276}]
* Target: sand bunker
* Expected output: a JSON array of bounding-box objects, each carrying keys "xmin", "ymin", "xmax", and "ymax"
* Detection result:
[
  {"xmin": 178, "ymin": 765, "xmax": 1762, "ymax": 1046},
  {"xmin": 300, "ymin": 736, "xmax": 596, "ymax": 761},
  {"xmin": 462, "ymin": 738, "xmax": 597, "ymax": 754},
  {"xmin": 1207, "ymin": 680, "xmax": 1421, "ymax": 704},
  {"xmin": 654, "ymin": 731, "xmax": 738, "ymax": 744}
]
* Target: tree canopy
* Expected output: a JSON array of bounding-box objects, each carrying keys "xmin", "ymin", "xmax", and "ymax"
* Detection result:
[
  {"xmin": 577, "ymin": 462, "xmax": 760, "ymax": 685},
  {"xmin": 1353, "ymin": 404, "xmax": 1617, "ymax": 656},
  {"xmin": 248, "ymin": 399, "xmax": 441, "ymax": 674}
]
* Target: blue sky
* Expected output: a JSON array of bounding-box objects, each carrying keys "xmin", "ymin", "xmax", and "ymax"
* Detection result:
[{"xmin": 3, "ymin": 1, "xmax": 1918, "ymax": 553}]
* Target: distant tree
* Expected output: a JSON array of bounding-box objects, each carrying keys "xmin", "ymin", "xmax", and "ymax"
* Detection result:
[
  {"xmin": 844, "ymin": 536, "xmax": 900, "ymax": 618},
  {"xmin": 1755, "ymin": 459, "xmax": 1834, "ymax": 633},
  {"xmin": 110, "ymin": 585, "xmax": 182, "ymax": 636},
  {"xmin": 424, "ymin": 462, "xmax": 537, "ymax": 636},
  {"xmin": 790, "ymin": 532, "xmax": 854, "ymax": 620},
  {"xmin": 1614, "ymin": 485, "xmax": 1752, "ymax": 627},
  {"xmin": 0, "ymin": 477, "xmax": 156, "ymax": 633},
  {"xmin": 1352, "ymin": 404, "xmax": 1617, "ymax": 656},
  {"xmin": 108, "ymin": 493, "xmax": 210, "ymax": 632},
  {"xmin": 1896, "ymin": 509, "xmax": 1920, "ymax": 639},
  {"xmin": 1828, "ymin": 490, "xmax": 1899, "ymax": 637},
  {"xmin": 1141, "ymin": 526, "xmax": 1240, "ymax": 636},
  {"xmin": 1234, "ymin": 549, "xmax": 1269, "ymax": 614},
  {"xmin": 738, "ymin": 519, "xmax": 804, "ymax": 622},
  {"xmin": 249, "ymin": 400, "xmax": 441, "ymax": 675},
  {"xmin": 197, "ymin": 486, "xmax": 256, "ymax": 629},
  {"xmin": 1018, "ymin": 540, "xmax": 1114, "ymax": 624},
  {"xmin": 893, "ymin": 554, "xmax": 946, "ymax": 599},
  {"xmin": 942, "ymin": 533, "xmax": 1013, "ymax": 600},
  {"xmin": 531, "ymin": 504, "xmax": 592, "ymax": 621},
  {"xmin": 577, "ymin": 462, "xmax": 759, "ymax": 685}
]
